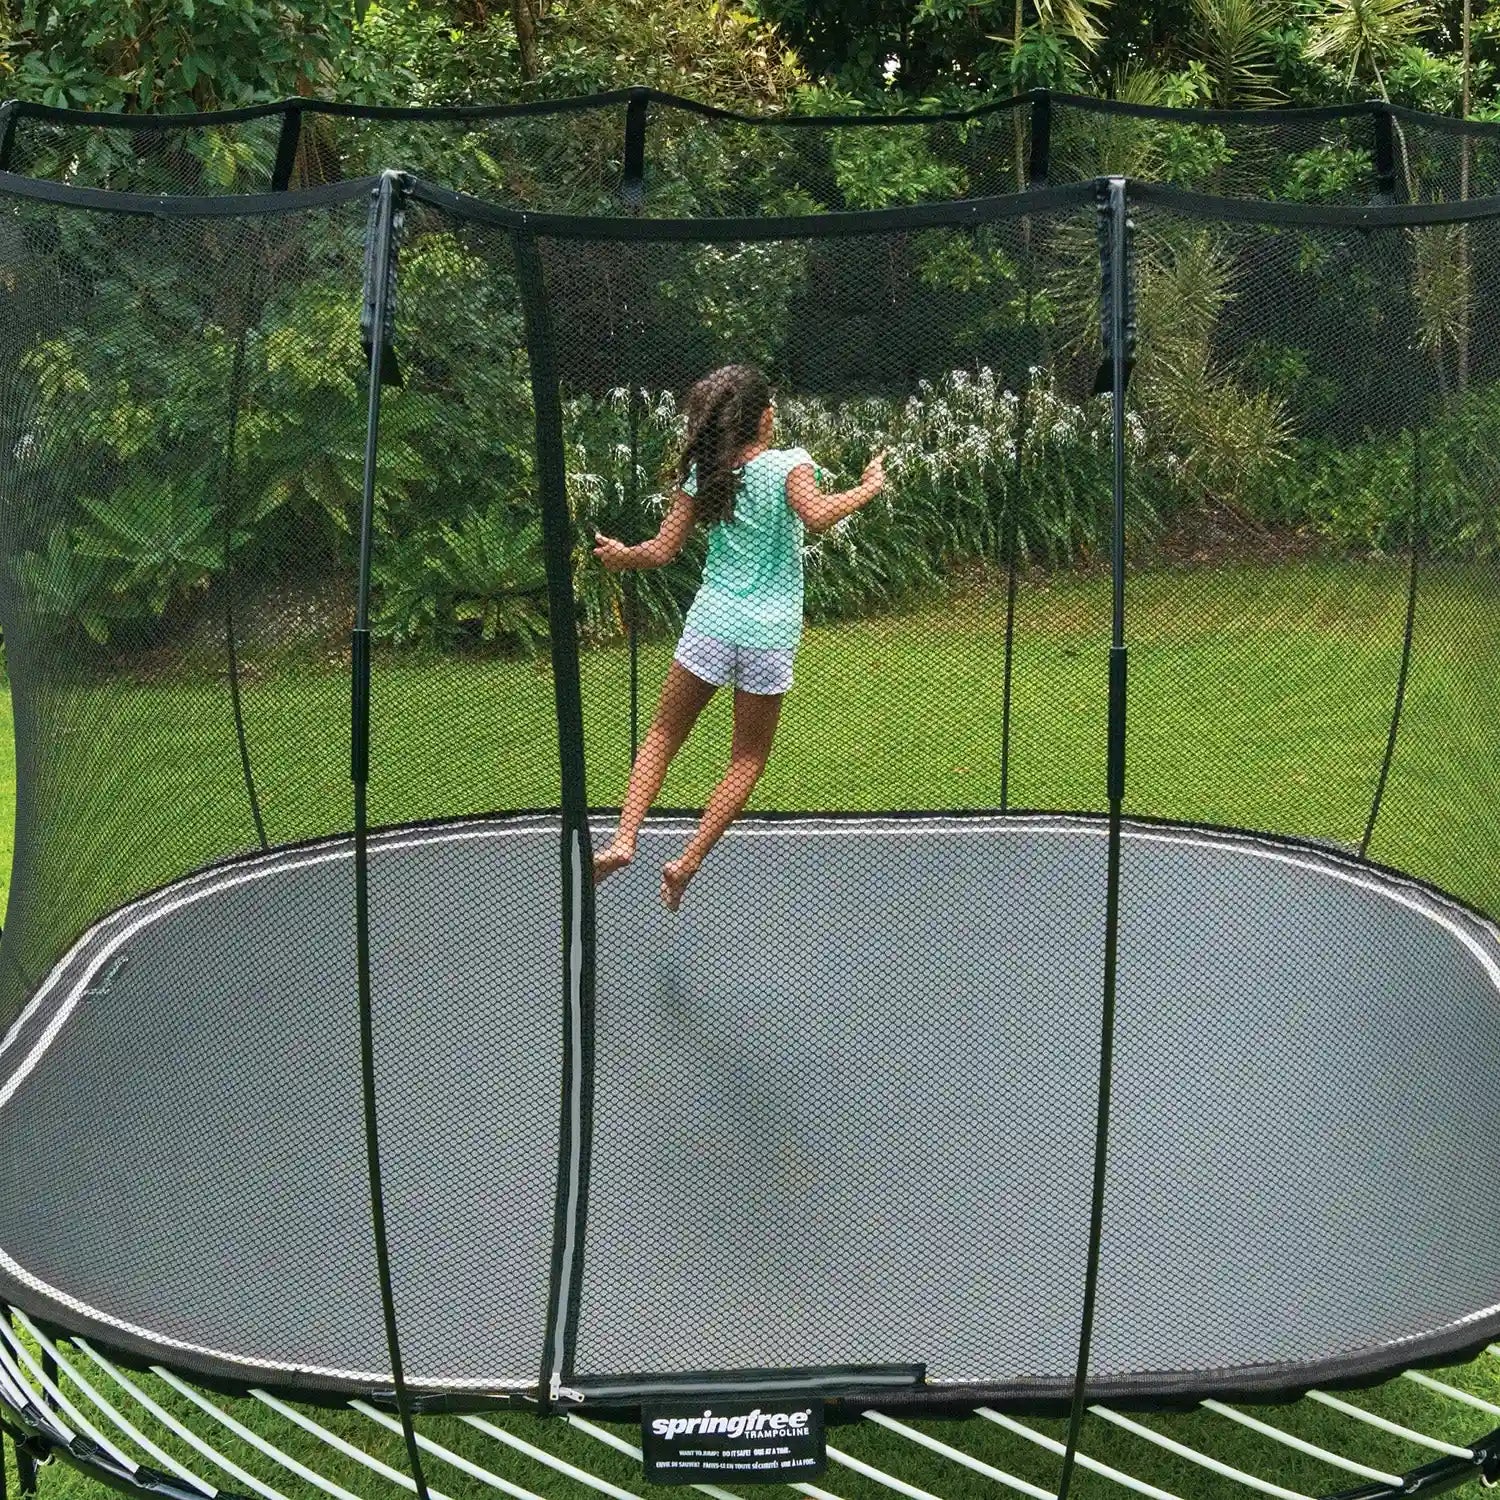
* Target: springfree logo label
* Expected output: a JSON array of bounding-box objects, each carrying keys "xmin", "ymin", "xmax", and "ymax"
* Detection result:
[{"xmin": 640, "ymin": 1399, "xmax": 826, "ymax": 1485}]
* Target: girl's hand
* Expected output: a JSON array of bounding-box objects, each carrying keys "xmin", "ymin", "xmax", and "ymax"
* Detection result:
[
  {"xmin": 593, "ymin": 532, "xmax": 633, "ymax": 571},
  {"xmin": 862, "ymin": 450, "xmax": 887, "ymax": 498}
]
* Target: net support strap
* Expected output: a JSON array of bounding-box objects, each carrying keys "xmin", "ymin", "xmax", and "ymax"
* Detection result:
[{"xmin": 1361, "ymin": 426, "xmax": 1424, "ymax": 857}]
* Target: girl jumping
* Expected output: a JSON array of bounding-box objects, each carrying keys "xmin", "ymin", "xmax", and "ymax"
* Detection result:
[{"xmin": 592, "ymin": 363, "xmax": 885, "ymax": 911}]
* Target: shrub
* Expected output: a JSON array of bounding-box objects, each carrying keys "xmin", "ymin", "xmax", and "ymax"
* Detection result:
[
  {"xmin": 372, "ymin": 504, "xmax": 549, "ymax": 652},
  {"xmin": 1292, "ymin": 385, "xmax": 1500, "ymax": 560}
]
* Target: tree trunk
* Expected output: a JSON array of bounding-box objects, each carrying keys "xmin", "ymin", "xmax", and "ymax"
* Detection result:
[
  {"xmin": 513, "ymin": 0, "xmax": 540, "ymax": 82},
  {"xmin": 1012, "ymin": 0, "xmax": 1026, "ymax": 190}
]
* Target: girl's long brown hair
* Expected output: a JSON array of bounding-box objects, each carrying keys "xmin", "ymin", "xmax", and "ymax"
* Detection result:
[{"xmin": 675, "ymin": 364, "xmax": 771, "ymax": 525}]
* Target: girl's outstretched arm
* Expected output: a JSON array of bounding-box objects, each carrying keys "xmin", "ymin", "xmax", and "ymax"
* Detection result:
[
  {"xmin": 594, "ymin": 489, "xmax": 696, "ymax": 570},
  {"xmin": 786, "ymin": 451, "xmax": 885, "ymax": 533}
]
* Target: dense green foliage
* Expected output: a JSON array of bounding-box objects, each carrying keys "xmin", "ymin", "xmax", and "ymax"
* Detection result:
[
  {"xmin": 6, "ymin": 0, "xmax": 1496, "ymax": 121},
  {"xmin": 751, "ymin": 0, "xmax": 1499, "ymax": 113},
  {"xmin": 2, "ymin": 0, "xmax": 805, "ymax": 113},
  {"xmin": 7, "ymin": 0, "xmax": 358, "ymax": 111},
  {"xmin": 2, "ymin": 0, "xmax": 1497, "ymax": 667}
]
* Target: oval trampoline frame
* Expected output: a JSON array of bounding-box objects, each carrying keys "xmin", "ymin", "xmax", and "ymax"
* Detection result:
[
  {"xmin": 5, "ymin": 1308, "xmax": 1500, "ymax": 1500},
  {"xmin": 4, "ymin": 810, "xmax": 1500, "ymax": 1500}
]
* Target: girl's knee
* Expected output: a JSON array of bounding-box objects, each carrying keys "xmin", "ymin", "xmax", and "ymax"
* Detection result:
[
  {"xmin": 730, "ymin": 749, "xmax": 771, "ymax": 783},
  {"xmin": 645, "ymin": 719, "xmax": 690, "ymax": 757}
]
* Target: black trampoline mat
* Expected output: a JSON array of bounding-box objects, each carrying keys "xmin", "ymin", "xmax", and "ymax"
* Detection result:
[{"xmin": 2, "ymin": 813, "xmax": 1499, "ymax": 1399}]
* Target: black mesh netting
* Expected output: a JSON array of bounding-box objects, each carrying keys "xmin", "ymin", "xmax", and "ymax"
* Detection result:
[
  {"xmin": 10, "ymin": 89, "xmax": 1500, "ymax": 208},
  {"xmin": 1, "ymin": 102, "xmax": 288, "ymax": 193},
  {"xmin": 0, "ymin": 162, "xmax": 1497, "ymax": 1413},
  {"xmin": 1099, "ymin": 191, "xmax": 1500, "ymax": 1387},
  {"xmin": 0, "ymin": 182, "xmax": 389, "ymax": 1382},
  {"xmin": 1045, "ymin": 98, "xmax": 1382, "ymax": 199}
]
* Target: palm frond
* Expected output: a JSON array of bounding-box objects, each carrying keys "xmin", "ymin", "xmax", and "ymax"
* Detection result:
[
  {"xmin": 1189, "ymin": 0, "xmax": 1289, "ymax": 105},
  {"xmin": 1307, "ymin": 0, "xmax": 1429, "ymax": 86}
]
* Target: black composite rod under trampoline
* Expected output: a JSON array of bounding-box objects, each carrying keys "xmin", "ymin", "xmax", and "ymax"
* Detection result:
[
  {"xmin": 1056, "ymin": 174, "xmax": 1130, "ymax": 1500},
  {"xmin": 12, "ymin": 1434, "xmax": 34, "ymax": 1500},
  {"xmin": 351, "ymin": 169, "xmax": 432, "ymax": 1500}
]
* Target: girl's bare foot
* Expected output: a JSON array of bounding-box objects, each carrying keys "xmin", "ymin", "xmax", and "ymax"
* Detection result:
[
  {"xmin": 661, "ymin": 855, "xmax": 700, "ymax": 912},
  {"xmin": 593, "ymin": 838, "xmax": 635, "ymax": 885}
]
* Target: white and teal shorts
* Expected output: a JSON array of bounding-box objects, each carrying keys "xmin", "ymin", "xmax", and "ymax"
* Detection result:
[{"xmin": 674, "ymin": 628, "xmax": 796, "ymax": 696}]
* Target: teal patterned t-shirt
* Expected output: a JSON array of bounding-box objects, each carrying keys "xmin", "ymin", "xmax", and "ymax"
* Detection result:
[{"xmin": 681, "ymin": 446, "xmax": 814, "ymax": 650}]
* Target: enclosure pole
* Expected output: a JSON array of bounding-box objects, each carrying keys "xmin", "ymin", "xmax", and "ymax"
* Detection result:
[
  {"xmin": 1056, "ymin": 174, "xmax": 1130, "ymax": 1500},
  {"xmin": 351, "ymin": 170, "xmax": 431, "ymax": 1500},
  {"xmin": 514, "ymin": 230, "xmax": 598, "ymax": 1413},
  {"xmin": 622, "ymin": 88, "xmax": 647, "ymax": 758},
  {"xmin": 1002, "ymin": 119, "xmax": 1058, "ymax": 805},
  {"xmin": 1361, "ymin": 427, "xmax": 1423, "ymax": 858},
  {"xmin": 998, "ymin": 497, "xmax": 1020, "ymax": 811},
  {"xmin": 1459, "ymin": 21, "xmax": 1472, "ymax": 390},
  {"xmin": 221, "ymin": 329, "xmax": 269, "ymax": 851},
  {"xmin": 999, "ymin": 304, "xmax": 1032, "ymax": 810},
  {"xmin": 0, "ymin": 103, "xmax": 17, "ymax": 175},
  {"xmin": 270, "ymin": 105, "xmax": 303, "ymax": 193}
]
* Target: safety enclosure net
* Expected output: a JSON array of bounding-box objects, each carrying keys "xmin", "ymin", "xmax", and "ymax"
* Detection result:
[
  {"xmin": 0, "ymin": 119, "xmax": 1497, "ymax": 1422},
  {"xmin": 6, "ymin": 88, "xmax": 1500, "ymax": 207}
]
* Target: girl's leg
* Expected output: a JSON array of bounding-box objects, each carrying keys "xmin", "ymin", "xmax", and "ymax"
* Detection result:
[
  {"xmin": 594, "ymin": 662, "xmax": 718, "ymax": 883},
  {"xmin": 662, "ymin": 687, "xmax": 784, "ymax": 911}
]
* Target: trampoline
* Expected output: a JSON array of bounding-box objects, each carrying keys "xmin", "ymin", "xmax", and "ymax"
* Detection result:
[
  {"xmin": 3, "ymin": 79, "xmax": 1500, "ymax": 1500},
  {"xmin": 4, "ymin": 812, "xmax": 1500, "ymax": 1404}
]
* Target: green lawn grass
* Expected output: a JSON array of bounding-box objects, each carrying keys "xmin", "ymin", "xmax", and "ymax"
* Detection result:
[
  {"xmin": 13, "ymin": 558, "xmax": 1500, "ymax": 969},
  {"xmin": 5, "ymin": 557, "xmax": 1500, "ymax": 1500},
  {"xmin": 10, "ymin": 1344, "xmax": 1500, "ymax": 1500}
]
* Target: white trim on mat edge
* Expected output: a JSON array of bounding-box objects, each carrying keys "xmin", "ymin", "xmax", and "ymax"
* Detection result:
[{"xmin": 0, "ymin": 813, "xmax": 1497, "ymax": 1387}]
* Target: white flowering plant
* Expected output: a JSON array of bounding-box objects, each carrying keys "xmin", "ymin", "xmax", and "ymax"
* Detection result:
[{"xmin": 564, "ymin": 366, "xmax": 1160, "ymax": 642}]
